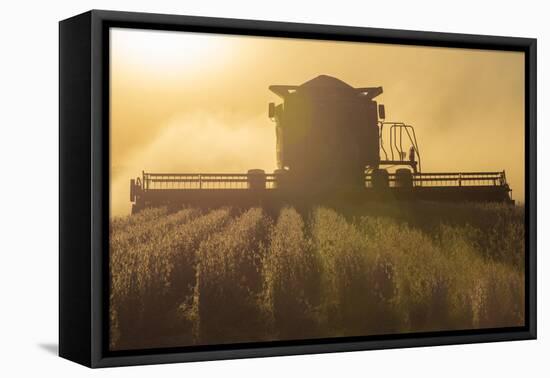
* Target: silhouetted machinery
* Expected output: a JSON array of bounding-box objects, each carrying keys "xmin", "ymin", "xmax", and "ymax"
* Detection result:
[{"xmin": 130, "ymin": 75, "xmax": 512, "ymax": 213}]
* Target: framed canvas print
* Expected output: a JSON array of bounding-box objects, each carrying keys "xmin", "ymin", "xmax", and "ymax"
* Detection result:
[{"xmin": 59, "ymin": 10, "xmax": 537, "ymax": 368}]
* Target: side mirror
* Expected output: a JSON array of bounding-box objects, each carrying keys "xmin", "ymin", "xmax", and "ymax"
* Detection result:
[
  {"xmin": 378, "ymin": 104, "xmax": 386, "ymax": 120},
  {"xmin": 268, "ymin": 102, "xmax": 276, "ymax": 119}
]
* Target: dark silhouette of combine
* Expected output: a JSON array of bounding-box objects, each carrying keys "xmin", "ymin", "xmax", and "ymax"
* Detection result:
[{"xmin": 129, "ymin": 75, "xmax": 512, "ymax": 213}]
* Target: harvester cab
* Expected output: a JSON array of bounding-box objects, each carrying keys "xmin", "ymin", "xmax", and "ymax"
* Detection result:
[{"xmin": 268, "ymin": 75, "xmax": 420, "ymax": 191}]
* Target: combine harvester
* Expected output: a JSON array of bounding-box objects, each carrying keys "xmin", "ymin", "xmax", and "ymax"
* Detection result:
[{"xmin": 129, "ymin": 75, "xmax": 512, "ymax": 213}]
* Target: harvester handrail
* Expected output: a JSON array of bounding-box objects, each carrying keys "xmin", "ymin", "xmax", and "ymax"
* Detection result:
[
  {"xmin": 364, "ymin": 171, "xmax": 507, "ymax": 188},
  {"xmin": 379, "ymin": 121, "xmax": 421, "ymax": 173},
  {"xmin": 145, "ymin": 173, "xmax": 254, "ymax": 177},
  {"xmin": 141, "ymin": 172, "xmax": 278, "ymax": 190},
  {"xmin": 139, "ymin": 171, "xmax": 507, "ymax": 190},
  {"xmin": 414, "ymin": 172, "xmax": 504, "ymax": 176},
  {"xmin": 143, "ymin": 173, "xmax": 277, "ymax": 180}
]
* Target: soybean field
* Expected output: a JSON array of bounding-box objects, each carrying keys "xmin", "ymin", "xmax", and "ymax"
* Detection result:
[{"xmin": 110, "ymin": 202, "xmax": 525, "ymax": 351}]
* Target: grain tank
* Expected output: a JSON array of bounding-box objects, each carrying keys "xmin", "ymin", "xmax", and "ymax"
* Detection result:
[{"xmin": 268, "ymin": 75, "xmax": 383, "ymax": 192}]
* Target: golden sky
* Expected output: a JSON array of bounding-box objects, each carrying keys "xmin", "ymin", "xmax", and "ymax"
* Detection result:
[{"xmin": 110, "ymin": 28, "xmax": 525, "ymax": 216}]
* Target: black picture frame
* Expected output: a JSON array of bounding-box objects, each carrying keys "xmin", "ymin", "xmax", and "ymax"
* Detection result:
[{"xmin": 59, "ymin": 9, "xmax": 537, "ymax": 368}]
